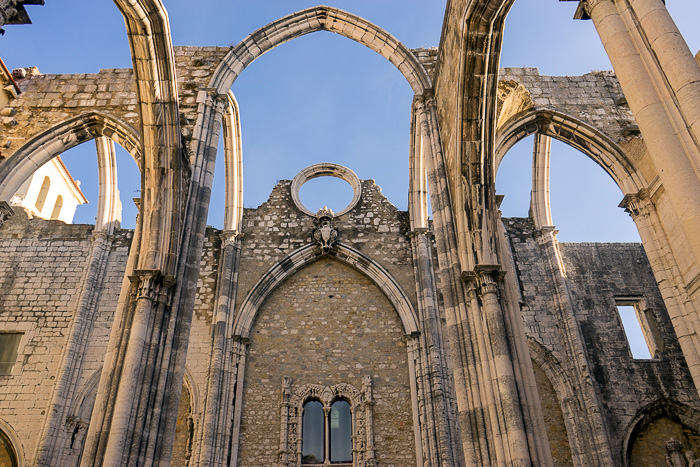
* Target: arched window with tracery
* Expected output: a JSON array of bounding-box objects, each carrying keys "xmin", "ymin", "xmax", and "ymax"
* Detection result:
[
  {"xmin": 302, "ymin": 399, "xmax": 324, "ymax": 463},
  {"xmin": 329, "ymin": 399, "xmax": 352, "ymax": 463},
  {"xmin": 281, "ymin": 377, "xmax": 375, "ymax": 466},
  {"xmin": 35, "ymin": 176, "xmax": 51, "ymax": 213}
]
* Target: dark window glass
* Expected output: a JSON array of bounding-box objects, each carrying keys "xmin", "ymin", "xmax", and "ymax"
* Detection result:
[
  {"xmin": 0, "ymin": 334, "xmax": 21, "ymax": 376},
  {"xmin": 302, "ymin": 400, "xmax": 324, "ymax": 464},
  {"xmin": 329, "ymin": 400, "xmax": 352, "ymax": 463}
]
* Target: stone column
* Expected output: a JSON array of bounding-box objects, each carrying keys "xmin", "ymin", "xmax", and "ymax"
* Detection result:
[
  {"xmin": 35, "ymin": 231, "xmax": 115, "ymax": 466},
  {"xmin": 626, "ymin": 0, "xmax": 700, "ymax": 148},
  {"xmin": 228, "ymin": 337, "xmax": 249, "ymax": 467},
  {"xmin": 408, "ymin": 229, "xmax": 461, "ymax": 467},
  {"xmin": 197, "ymin": 231, "xmax": 243, "ymax": 466},
  {"xmin": 462, "ymin": 267, "xmax": 531, "ymax": 467},
  {"xmin": 583, "ymin": 0, "xmax": 700, "ymax": 285},
  {"xmin": 620, "ymin": 192, "xmax": 700, "ymax": 387},
  {"xmin": 530, "ymin": 134, "xmax": 553, "ymax": 229}
]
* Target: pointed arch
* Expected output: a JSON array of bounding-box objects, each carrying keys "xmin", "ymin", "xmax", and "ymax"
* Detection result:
[
  {"xmin": 210, "ymin": 6, "xmax": 431, "ymax": 96},
  {"xmin": 528, "ymin": 339, "xmax": 598, "ymax": 466},
  {"xmin": 234, "ymin": 243, "xmax": 419, "ymax": 338},
  {"xmin": 495, "ymin": 109, "xmax": 648, "ymax": 195},
  {"xmin": 0, "ymin": 111, "xmax": 141, "ymax": 203},
  {"xmin": 622, "ymin": 399, "xmax": 700, "ymax": 466},
  {"xmin": 0, "ymin": 418, "xmax": 23, "ymax": 467}
]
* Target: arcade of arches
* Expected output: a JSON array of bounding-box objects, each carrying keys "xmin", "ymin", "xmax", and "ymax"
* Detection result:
[{"xmin": 2, "ymin": 1, "xmax": 700, "ymax": 466}]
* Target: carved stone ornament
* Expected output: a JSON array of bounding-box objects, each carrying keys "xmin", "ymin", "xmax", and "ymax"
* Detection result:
[
  {"xmin": 278, "ymin": 377, "xmax": 376, "ymax": 467},
  {"xmin": 312, "ymin": 207, "xmax": 339, "ymax": 253}
]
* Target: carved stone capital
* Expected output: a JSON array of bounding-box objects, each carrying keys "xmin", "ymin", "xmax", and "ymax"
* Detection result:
[
  {"xmin": 129, "ymin": 269, "xmax": 175, "ymax": 303},
  {"xmin": 0, "ymin": 201, "xmax": 14, "ymax": 227},
  {"xmin": 220, "ymin": 230, "xmax": 243, "ymax": 246},
  {"xmin": 573, "ymin": 0, "xmax": 610, "ymax": 20},
  {"xmin": 461, "ymin": 265, "xmax": 505, "ymax": 298},
  {"xmin": 408, "ymin": 228, "xmax": 433, "ymax": 246},
  {"xmin": 90, "ymin": 231, "xmax": 110, "ymax": 243},
  {"xmin": 619, "ymin": 190, "xmax": 651, "ymax": 219}
]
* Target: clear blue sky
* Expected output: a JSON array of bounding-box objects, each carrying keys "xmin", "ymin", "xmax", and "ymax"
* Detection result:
[{"xmin": 2, "ymin": 0, "xmax": 699, "ymax": 243}]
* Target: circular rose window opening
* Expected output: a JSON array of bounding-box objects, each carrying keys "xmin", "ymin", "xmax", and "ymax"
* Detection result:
[{"xmin": 291, "ymin": 163, "xmax": 362, "ymax": 217}]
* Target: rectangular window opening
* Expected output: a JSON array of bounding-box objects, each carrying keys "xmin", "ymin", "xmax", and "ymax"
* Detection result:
[
  {"xmin": 616, "ymin": 301, "xmax": 657, "ymax": 360},
  {"xmin": 0, "ymin": 333, "xmax": 22, "ymax": 375}
]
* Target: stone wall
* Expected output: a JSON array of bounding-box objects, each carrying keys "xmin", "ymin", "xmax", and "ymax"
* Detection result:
[
  {"xmin": 504, "ymin": 216, "xmax": 700, "ymax": 464},
  {"xmin": 1, "ymin": 46, "xmax": 229, "ymax": 162},
  {"xmin": 1, "ymin": 179, "xmax": 699, "ymax": 465},
  {"xmin": 498, "ymin": 67, "xmax": 637, "ymax": 142},
  {"xmin": 238, "ymin": 258, "xmax": 416, "ymax": 466},
  {"xmin": 0, "ymin": 210, "xmax": 92, "ymax": 463}
]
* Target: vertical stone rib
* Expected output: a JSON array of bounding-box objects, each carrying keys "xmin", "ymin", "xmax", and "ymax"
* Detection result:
[
  {"xmin": 533, "ymin": 227, "xmax": 615, "ymax": 465},
  {"xmin": 418, "ymin": 96, "xmax": 484, "ymax": 465},
  {"xmin": 409, "ymin": 230, "xmax": 462, "ymax": 466},
  {"xmin": 530, "ymin": 134, "xmax": 552, "ymax": 229},
  {"xmin": 197, "ymin": 233, "xmax": 242, "ymax": 466},
  {"xmin": 35, "ymin": 232, "xmax": 114, "ymax": 466}
]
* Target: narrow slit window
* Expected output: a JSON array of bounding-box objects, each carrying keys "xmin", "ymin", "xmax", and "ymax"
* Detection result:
[{"xmin": 617, "ymin": 305, "xmax": 653, "ymax": 359}]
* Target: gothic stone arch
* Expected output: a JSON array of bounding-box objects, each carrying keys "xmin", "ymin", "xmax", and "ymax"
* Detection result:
[{"xmin": 0, "ymin": 112, "xmax": 141, "ymax": 202}]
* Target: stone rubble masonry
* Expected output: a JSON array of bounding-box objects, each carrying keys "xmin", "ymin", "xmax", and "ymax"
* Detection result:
[
  {"xmin": 239, "ymin": 258, "xmax": 416, "ymax": 467},
  {"xmin": 2, "ymin": 47, "xmax": 639, "ymax": 171},
  {"xmin": 0, "ymin": 171, "xmax": 696, "ymax": 464},
  {"xmin": 0, "ymin": 176, "xmax": 424, "ymax": 465},
  {"xmin": 504, "ymin": 216, "xmax": 700, "ymax": 465},
  {"xmin": 0, "ymin": 46, "xmax": 230, "ymax": 160}
]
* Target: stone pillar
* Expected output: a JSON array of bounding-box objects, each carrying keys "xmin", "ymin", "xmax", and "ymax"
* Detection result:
[
  {"xmin": 620, "ymin": 192, "xmax": 700, "ymax": 389},
  {"xmin": 408, "ymin": 229, "xmax": 461, "ymax": 467},
  {"xmin": 35, "ymin": 231, "xmax": 115, "ymax": 466},
  {"xmin": 197, "ymin": 231, "xmax": 243, "ymax": 466},
  {"xmin": 530, "ymin": 134, "xmax": 553, "ymax": 229},
  {"xmin": 462, "ymin": 267, "xmax": 531, "ymax": 467},
  {"xmin": 228, "ymin": 337, "xmax": 249, "ymax": 467},
  {"xmin": 417, "ymin": 95, "xmax": 541, "ymax": 465},
  {"xmin": 80, "ymin": 267, "xmax": 177, "ymax": 467},
  {"xmin": 583, "ymin": 0, "xmax": 700, "ymax": 287}
]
